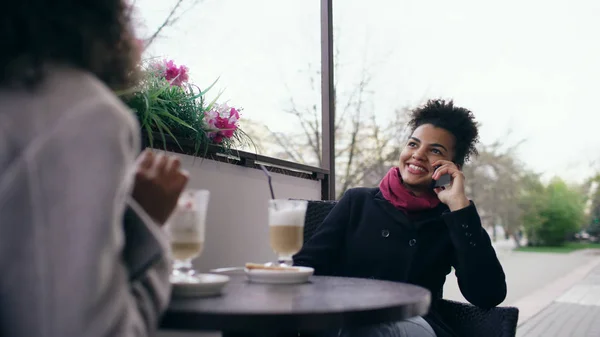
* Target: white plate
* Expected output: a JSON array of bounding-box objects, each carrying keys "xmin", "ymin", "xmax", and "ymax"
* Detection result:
[
  {"xmin": 244, "ymin": 266, "xmax": 314, "ymax": 284},
  {"xmin": 171, "ymin": 273, "xmax": 230, "ymax": 297}
]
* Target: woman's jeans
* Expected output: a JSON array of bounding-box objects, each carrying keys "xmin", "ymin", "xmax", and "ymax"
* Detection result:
[{"xmin": 319, "ymin": 316, "xmax": 437, "ymax": 337}]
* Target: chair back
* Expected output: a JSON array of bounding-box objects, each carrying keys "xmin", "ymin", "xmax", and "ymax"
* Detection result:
[
  {"xmin": 302, "ymin": 200, "xmax": 338, "ymax": 243},
  {"xmin": 437, "ymin": 300, "xmax": 519, "ymax": 337}
]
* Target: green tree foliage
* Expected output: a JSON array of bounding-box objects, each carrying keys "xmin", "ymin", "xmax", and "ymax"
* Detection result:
[
  {"xmin": 589, "ymin": 214, "xmax": 600, "ymax": 237},
  {"xmin": 584, "ymin": 175, "xmax": 600, "ymax": 237},
  {"xmin": 522, "ymin": 178, "xmax": 585, "ymax": 246}
]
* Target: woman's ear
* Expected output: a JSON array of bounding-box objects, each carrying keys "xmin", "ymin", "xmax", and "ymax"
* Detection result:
[{"xmin": 456, "ymin": 163, "xmax": 462, "ymax": 171}]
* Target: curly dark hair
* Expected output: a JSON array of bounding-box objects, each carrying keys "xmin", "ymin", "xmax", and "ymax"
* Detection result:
[
  {"xmin": 0, "ymin": 0, "xmax": 139, "ymax": 90},
  {"xmin": 407, "ymin": 99, "xmax": 480, "ymax": 166}
]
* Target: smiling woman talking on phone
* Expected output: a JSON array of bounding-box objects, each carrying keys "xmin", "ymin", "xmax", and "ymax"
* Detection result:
[{"xmin": 294, "ymin": 99, "xmax": 507, "ymax": 337}]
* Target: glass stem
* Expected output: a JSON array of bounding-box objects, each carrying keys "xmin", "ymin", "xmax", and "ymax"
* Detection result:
[
  {"xmin": 173, "ymin": 259, "xmax": 194, "ymax": 275},
  {"xmin": 278, "ymin": 255, "xmax": 293, "ymax": 267}
]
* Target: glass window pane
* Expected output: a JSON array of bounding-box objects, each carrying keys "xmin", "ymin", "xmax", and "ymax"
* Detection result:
[
  {"xmin": 333, "ymin": 0, "xmax": 600, "ymax": 197},
  {"xmin": 134, "ymin": 0, "xmax": 321, "ymax": 166}
]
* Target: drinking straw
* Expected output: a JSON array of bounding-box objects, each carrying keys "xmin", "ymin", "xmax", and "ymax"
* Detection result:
[{"xmin": 259, "ymin": 164, "xmax": 277, "ymax": 201}]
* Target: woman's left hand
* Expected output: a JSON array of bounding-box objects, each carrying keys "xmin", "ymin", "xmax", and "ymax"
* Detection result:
[{"xmin": 431, "ymin": 160, "xmax": 470, "ymax": 211}]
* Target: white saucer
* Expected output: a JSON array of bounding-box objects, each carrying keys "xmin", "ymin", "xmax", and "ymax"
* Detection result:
[
  {"xmin": 170, "ymin": 273, "xmax": 230, "ymax": 297},
  {"xmin": 244, "ymin": 266, "xmax": 314, "ymax": 284}
]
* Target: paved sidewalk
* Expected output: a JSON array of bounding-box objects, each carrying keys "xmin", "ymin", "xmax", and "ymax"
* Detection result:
[
  {"xmin": 517, "ymin": 259, "xmax": 600, "ymax": 337},
  {"xmin": 443, "ymin": 249, "xmax": 599, "ymax": 307}
]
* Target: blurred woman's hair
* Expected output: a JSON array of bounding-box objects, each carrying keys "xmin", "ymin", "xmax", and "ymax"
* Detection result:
[{"xmin": 0, "ymin": 0, "xmax": 140, "ymax": 90}]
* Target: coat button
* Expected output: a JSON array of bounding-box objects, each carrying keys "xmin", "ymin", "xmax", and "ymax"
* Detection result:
[
  {"xmin": 470, "ymin": 241, "xmax": 477, "ymax": 247},
  {"xmin": 381, "ymin": 229, "xmax": 390, "ymax": 238},
  {"xmin": 465, "ymin": 232, "xmax": 472, "ymax": 237},
  {"xmin": 461, "ymin": 223, "xmax": 468, "ymax": 229},
  {"xmin": 409, "ymin": 239, "xmax": 417, "ymax": 246}
]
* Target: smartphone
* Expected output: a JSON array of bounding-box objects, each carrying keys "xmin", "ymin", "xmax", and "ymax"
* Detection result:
[{"xmin": 431, "ymin": 166, "xmax": 452, "ymax": 189}]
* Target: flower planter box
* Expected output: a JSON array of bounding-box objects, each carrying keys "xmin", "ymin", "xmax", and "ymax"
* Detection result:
[
  {"xmin": 145, "ymin": 133, "xmax": 326, "ymax": 271},
  {"xmin": 120, "ymin": 58, "xmax": 329, "ymax": 270}
]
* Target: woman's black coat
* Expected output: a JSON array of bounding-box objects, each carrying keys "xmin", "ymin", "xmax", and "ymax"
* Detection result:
[{"xmin": 293, "ymin": 187, "xmax": 507, "ymax": 337}]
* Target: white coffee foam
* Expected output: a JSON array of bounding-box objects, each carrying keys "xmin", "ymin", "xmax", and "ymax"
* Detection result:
[
  {"xmin": 168, "ymin": 210, "xmax": 205, "ymax": 242},
  {"xmin": 268, "ymin": 208, "xmax": 306, "ymax": 227}
]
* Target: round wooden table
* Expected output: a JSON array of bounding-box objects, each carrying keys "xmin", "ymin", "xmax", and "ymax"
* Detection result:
[{"xmin": 160, "ymin": 274, "xmax": 431, "ymax": 335}]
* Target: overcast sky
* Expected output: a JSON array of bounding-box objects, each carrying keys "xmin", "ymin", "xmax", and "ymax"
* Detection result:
[{"xmin": 135, "ymin": 0, "xmax": 600, "ymax": 184}]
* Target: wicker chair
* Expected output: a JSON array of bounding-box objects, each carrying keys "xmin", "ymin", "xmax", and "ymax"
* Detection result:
[{"xmin": 301, "ymin": 200, "xmax": 519, "ymax": 337}]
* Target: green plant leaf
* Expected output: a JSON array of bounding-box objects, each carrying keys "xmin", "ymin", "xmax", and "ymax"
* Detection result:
[
  {"xmin": 144, "ymin": 123, "xmax": 154, "ymax": 148},
  {"xmin": 205, "ymin": 89, "xmax": 224, "ymax": 112},
  {"xmin": 154, "ymin": 110, "xmax": 196, "ymax": 131},
  {"xmin": 199, "ymin": 76, "xmax": 220, "ymax": 97}
]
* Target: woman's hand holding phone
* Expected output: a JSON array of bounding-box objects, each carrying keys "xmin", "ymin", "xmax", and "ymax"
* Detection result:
[{"xmin": 431, "ymin": 160, "xmax": 470, "ymax": 211}]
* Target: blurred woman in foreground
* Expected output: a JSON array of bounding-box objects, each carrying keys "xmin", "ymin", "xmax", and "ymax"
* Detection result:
[{"xmin": 0, "ymin": 1, "xmax": 187, "ymax": 336}]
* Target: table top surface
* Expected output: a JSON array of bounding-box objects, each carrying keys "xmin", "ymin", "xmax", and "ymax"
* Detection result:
[{"xmin": 160, "ymin": 274, "xmax": 431, "ymax": 333}]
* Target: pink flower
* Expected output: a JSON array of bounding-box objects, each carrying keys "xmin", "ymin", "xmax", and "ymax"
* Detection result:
[
  {"xmin": 164, "ymin": 60, "xmax": 189, "ymax": 86},
  {"xmin": 204, "ymin": 104, "xmax": 241, "ymax": 143}
]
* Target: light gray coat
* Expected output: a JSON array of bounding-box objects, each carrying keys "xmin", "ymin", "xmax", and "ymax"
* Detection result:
[{"xmin": 0, "ymin": 66, "xmax": 171, "ymax": 337}]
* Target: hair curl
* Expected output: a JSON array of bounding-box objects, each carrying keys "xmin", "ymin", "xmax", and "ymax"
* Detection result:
[
  {"xmin": 0, "ymin": 0, "xmax": 139, "ymax": 90},
  {"xmin": 407, "ymin": 99, "xmax": 480, "ymax": 166}
]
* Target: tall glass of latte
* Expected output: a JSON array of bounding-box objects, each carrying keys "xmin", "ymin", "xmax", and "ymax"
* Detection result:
[
  {"xmin": 268, "ymin": 199, "xmax": 308, "ymax": 266},
  {"xmin": 166, "ymin": 189, "xmax": 210, "ymax": 280}
]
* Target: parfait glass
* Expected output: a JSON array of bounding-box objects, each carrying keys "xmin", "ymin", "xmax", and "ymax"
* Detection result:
[
  {"xmin": 166, "ymin": 189, "xmax": 210, "ymax": 282},
  {"xmin": 267, "ymin": 199, "xmax": 308, "ymax": 266}
]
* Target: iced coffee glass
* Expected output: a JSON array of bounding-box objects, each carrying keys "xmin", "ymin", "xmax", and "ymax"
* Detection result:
[
  {"xmin": 166, "ymin": 189, "xmax": 210, "ymax": 281},
  {"xmin": 268, "ymin": 199, "xmax": 308, "ymax": 266}
]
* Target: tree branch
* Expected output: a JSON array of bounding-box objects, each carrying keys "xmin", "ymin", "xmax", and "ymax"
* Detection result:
[{"xmin": 144, "ymin": 0, "xmax": 204, "ymax": 49}]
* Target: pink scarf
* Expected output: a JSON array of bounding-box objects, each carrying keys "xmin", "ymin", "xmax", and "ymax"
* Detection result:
[{"xmin": 379, "ymin": 167, "xmax": 440, "ymax": 213}]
